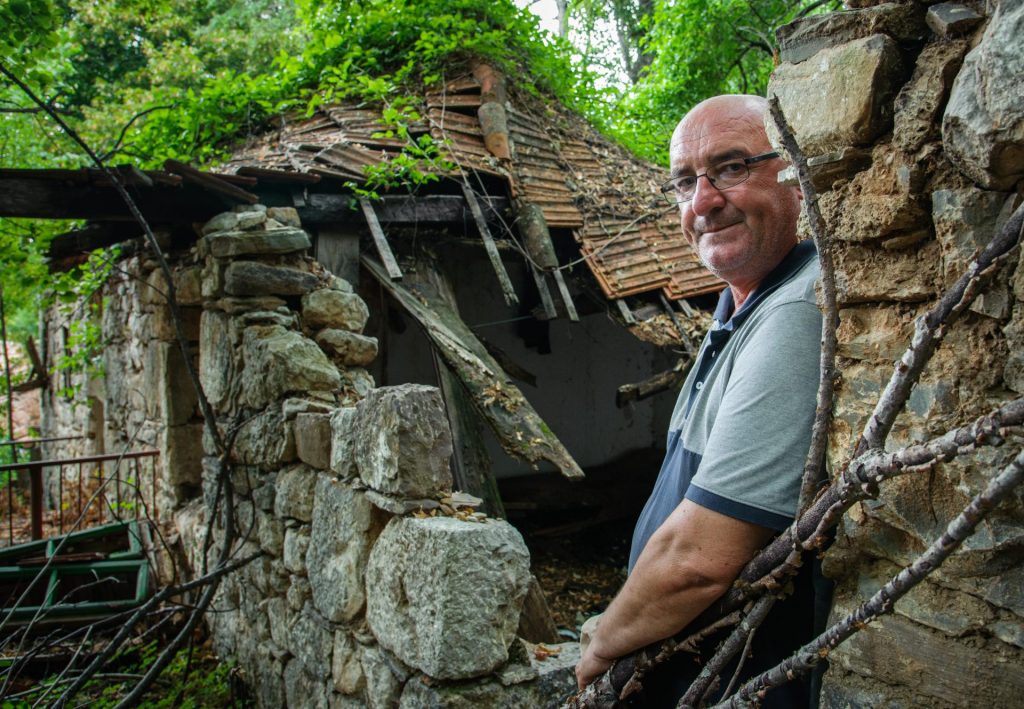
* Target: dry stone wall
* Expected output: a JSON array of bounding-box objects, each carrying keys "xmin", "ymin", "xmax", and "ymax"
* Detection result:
[
  {"xmin": 168, "ymin": 205, "xmax": 578, "ymax": 708},
  {"xmin": 41, "ymin": 240, "xmax": 205, "ymax": 516},
  {"xmin": 770, "ymin": 1, "xmax": 1023, "ymax": 706}
]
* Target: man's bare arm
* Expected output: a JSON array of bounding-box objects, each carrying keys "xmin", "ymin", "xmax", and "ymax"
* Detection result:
[{"xmin": 576, "ymin": 500, "xmax": 773, "ymax": 688}]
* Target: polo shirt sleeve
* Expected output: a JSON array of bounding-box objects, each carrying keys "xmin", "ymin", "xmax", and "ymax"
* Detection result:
[{"xmin": 685, "ymin": 299, "xmax": 821, "ymax": 530}]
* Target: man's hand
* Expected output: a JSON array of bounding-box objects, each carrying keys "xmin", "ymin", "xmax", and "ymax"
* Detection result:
[{"xmin": 576, "ymin": 643, "xmax": 614, "ymax": 689}]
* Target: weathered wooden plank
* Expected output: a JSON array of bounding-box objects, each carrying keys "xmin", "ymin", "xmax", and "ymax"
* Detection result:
[
  {"xmin": 461, "ymin": 183, "xmax": 518, "ymax": 306},
  {"xmin": 296, "ymin": 193, "xmax": 509, "ymax": 225},
  {"xmin": 530, "ymin": 266, "xmax": 558, "ymax": 320},
  {"xmin": 552, "ymin": 269, "xmax": 579, "ymax": 322},
  {"xmin": 424, "ymin": 267, "xmax": 505, "ymax": 517},
  {"xmin": 358, "ymin": 198, "xmax": 403, "ymax": 280},
  {"xmin": 363, "ymin": 255, "xmax": 584, "ymax": 480},
  {"xmin": 164, "ymin": 159, "xmax": 259, "ymax": 204}
]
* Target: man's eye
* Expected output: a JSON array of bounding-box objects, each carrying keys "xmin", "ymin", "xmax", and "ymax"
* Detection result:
[
  {"xmin": 717, "ymin": 161, "xmax": 746, "ymax": 176},
  {"xmin": 675, "ymin": 176, "xmax": 697, "ymax": 189}
]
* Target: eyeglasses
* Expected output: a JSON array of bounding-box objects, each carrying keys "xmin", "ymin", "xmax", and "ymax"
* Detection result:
[{"xmin": 660, "ymin": 151, "xmax": 780, "ymax": 204}]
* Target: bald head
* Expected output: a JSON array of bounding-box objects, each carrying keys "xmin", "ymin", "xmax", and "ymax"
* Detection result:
[
  {"xmin": 671, "ymin": 95, "xmax": 770, "ymax": 160},
  {"xmin": 667, "ymin": 94, "xmax": 800, "ymax": 305}
]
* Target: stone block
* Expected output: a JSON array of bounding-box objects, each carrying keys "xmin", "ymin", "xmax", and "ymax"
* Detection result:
[
  {"xmin": 827, "ymin": 594, "xmax": 1024, "ymax": 707},
  {"xmin": 332, "ymin": 632, "xmax": 366, "ymax": 696},
  {"xmin": 893, "ymin": 39, "xmax": 970, "ymax": 154},
  {"xmin": 316, "ymin": 329, "xmax": 379, "ymax": 367},
  {"xmin": 290, "ymin": 603, "xmax": 334, "ymax": 680},
  {"xmin": 943, "ymin": 1, "xmax": 1024, "ymax": 191},
  {"xmin": 926, "ymin": 2, "xmax": 983, "ymax": 38},
  {"xmin": 360, "ymin": 644, "xmax": 408, "ymax": 709},
  {"xmin": 820, "ymin": 190, "xmax": 929, "ymax": 244},
  {"xmin": 932, "ymin": 188, "xmax": 1015, "ymax": 319},
  {"xmin": 236, "ymin": 209, "xmax": 268, "ymax": 230},
  {"xmin": 199, "ymin": 311, "xmax": 235, "ymax": 410},
  {"xmin": 241, "ymin": 325, "xmax": 341, "ymax": 409},
  {"xmin": 206, "ymin": 295, "xmax": 287, "ymax": 314},
  {"xmin": 294, "ymin": 412, "xmax": 333, "ymax": 470},
  {"xmin": 365, "ymin": 516, "xmax": 531, "ymax": 679},
  {"xmin": 202, "ymin": 211, "xmax": 241, "ymax": 235},
  {"xmin": 161, "ymin": 423, "xmax": 203, "ymax": 487},
  {"xmin": 398, "ymin": 640, "xmax": 580, "ymax": 708},
  {"xmin": 173, "ymin": 266, "xmax": 204, "ymax": 306},
  {"xmin": 151, "ymin": 303, "xmax": 201, "ymax": 342},
  {"xmin": 338, "ymin": 367, "xmax": 375, "ymax": 406},
  {"xmin": 206, "ymin": 226, "xmax": 311, "ymax": 258},
  {"xmin": 329, "ymin": 407, "xmax": 358, "ymax": 477},
  {"xmin": 224, "ymin": 260, "xmax": 319, "ymax": 297},
  {"xmin": 834, "ymin": 240, "xmax": 939, "ymax": 305},
  {"xmin": 769, "ymin": 34, "xmax": 905, "ymax": 155},
  {"xmin": 352, "ymin": 385, "xmax": 453, "ymax": 499},
  {"xmin": 232, "ymin": 408, "xmax": 296, "ymax": 468},
  {"xmin": 307, "ymin": 475, "xmax": 378, "ymax": 622},
  {"xmin": 284, "ymin": 658, "xmax": 330, "ymax": 709},
  {"xmin": 837, "ymin": 306, "xmax": 916, "ymax": 364},
  {"xmin": 153, "ymin": 341, "xmax": 198, "ymax": 426},
  {"xmin": 141, "ymin": 268, "xmax": 168, "ymax": 306},
  {"xmin": 777, "ymin": 2, "xmax": 925, "ymax": 64},
  {"xmin": 274, "ymin": 464, "xmax": 317, "ymax": 522},
  {"xmin": 268, "ymin": 206, "xmax": 302, "ymax": 228},
  {"xmin": 258, "ymin": 509, "xmax": 285, "ymax": 555},
  {"xmin": 283, "ymin": 525, "xmax": 311, "ymax": 575},
  {"xmin": 302, "ymin": 288, "xmax": 370, "ymax": 332}
]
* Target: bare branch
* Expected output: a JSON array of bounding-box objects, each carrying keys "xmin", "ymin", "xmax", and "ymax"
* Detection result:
[
  {"xmin": 768, "ymin": 98, "xmax": 839, "ymax": 515},
  {"xmin": 716, "ymin": 444, "xmax": 1024, "ymax": 707}
]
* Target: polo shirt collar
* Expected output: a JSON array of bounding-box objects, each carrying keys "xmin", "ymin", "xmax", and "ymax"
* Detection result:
[{"xmin": 712, "ymin": 240, "xmax": 818, "ymax": 330}]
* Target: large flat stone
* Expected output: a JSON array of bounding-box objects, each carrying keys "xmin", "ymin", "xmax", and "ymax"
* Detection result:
[
  {"xmin": 206, "ymin": 226, "xmax": 311, "ymax": 258},
  {"xmin": 352, "ymin": 385, "xmax": 453, "ymax": 499},
  {"xmin": 777, "ymin": 3, "xmax": 925, "ymax": 64},
  {"xmin": 307, "ymin": 475, "xmax": 379, "ymax": 622},
  {"xmin": 769, "ymin": 34, "xmax": 905, "ymax": 155},
  {"xmin": 943, "ymin": 1, "xmax": 1024, "ymax": 190},
  {"xmin": 365, "ymin": 516, "xmax": 531, "ymax": 680},
  {"xmin": 834, "ymin": 239, "xmax": 940, "ymax": 305},
  {"xmin": 224, "ymin": 260, "xmax": 319, "ymax": 297}
]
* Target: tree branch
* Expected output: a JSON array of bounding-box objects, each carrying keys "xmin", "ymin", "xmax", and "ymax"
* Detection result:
[{"xmin": 715, "ymin": 444, "xmax": 1024, "ymax": 707}]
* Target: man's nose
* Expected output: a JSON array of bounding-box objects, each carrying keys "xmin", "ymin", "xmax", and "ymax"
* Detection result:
[{"xmin": 688, "ymin": 173, "xmax": 725, "ymax": 215}]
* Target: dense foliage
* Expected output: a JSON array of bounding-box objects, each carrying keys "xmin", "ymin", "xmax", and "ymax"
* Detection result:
[{"xmin": 0, "ymin": 0, "xmax": 829, "ymax": 361}]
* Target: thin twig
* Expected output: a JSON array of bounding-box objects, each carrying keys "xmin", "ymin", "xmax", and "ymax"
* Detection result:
[{"xmin": 678, "ymin": 595, "xmax": 777, "ymax": 708}]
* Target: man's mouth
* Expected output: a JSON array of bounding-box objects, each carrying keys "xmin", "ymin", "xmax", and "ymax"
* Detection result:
[{"xmin": 699, "ymin": 222, "xmax": 742, "ymax": 238}]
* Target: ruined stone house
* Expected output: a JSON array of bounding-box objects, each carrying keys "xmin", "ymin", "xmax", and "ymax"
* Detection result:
[{"xmin": 2, "ymin": 0, "xmax": 1024, "ymax": 705}]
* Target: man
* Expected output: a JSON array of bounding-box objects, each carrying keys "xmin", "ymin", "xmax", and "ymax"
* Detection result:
[{"xmin": 576, "ymin": 95, "xmax": 823, "ymax": 707}]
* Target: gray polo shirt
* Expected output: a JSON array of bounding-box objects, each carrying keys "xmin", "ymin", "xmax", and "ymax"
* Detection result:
[{"xmin": 629, "ymin": 241, "xmax": 821, "ymax": 569}]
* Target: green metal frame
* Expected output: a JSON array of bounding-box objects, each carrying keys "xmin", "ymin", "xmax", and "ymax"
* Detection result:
[{"xmin": 0, "ymin": 521, "xmax": 150, "ymax": 625}]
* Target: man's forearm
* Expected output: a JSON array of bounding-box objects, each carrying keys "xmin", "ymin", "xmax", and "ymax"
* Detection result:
[{"xmin": 587, "ymin": 532, "xmax": 731, "ymax": 662}]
